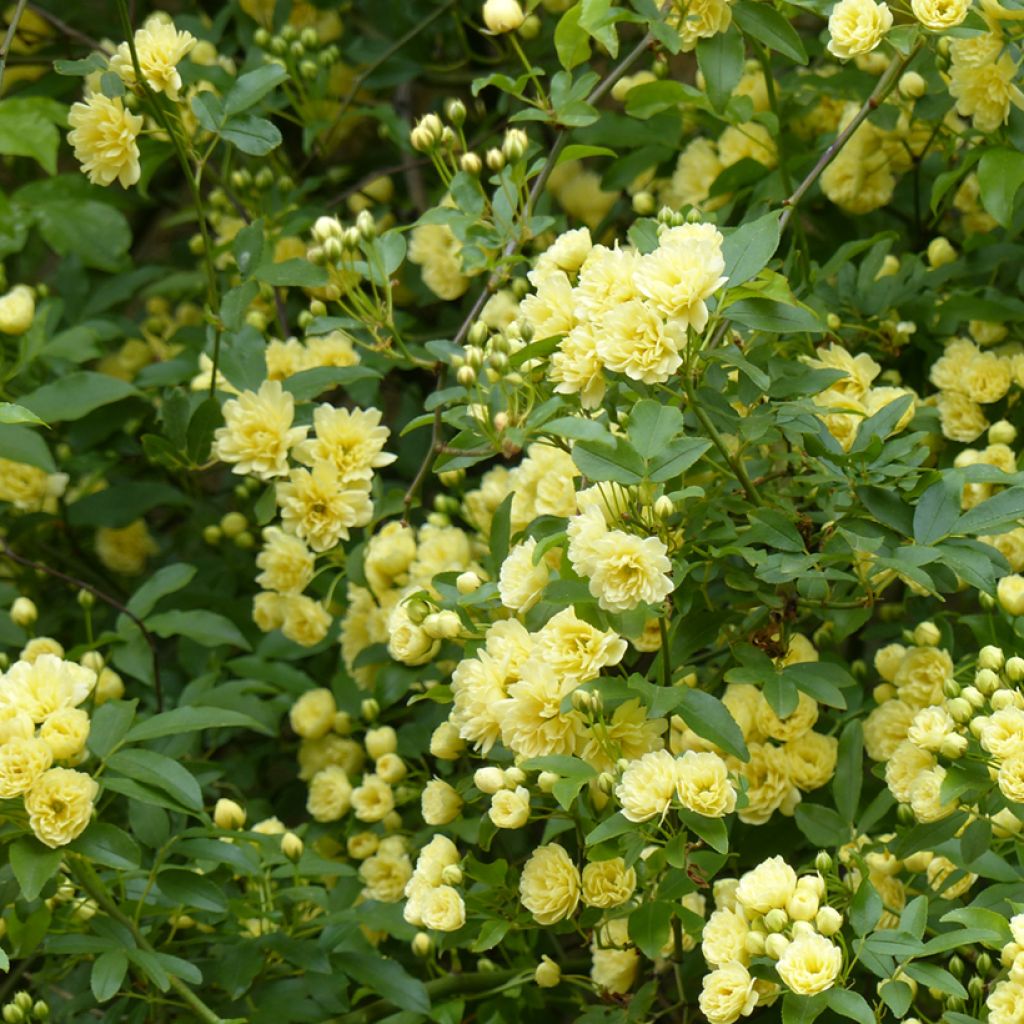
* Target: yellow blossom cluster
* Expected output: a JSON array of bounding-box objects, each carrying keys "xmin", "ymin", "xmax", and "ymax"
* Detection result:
[
  {"xmin": 929, "ymin": 336, "xmax": 1016, "ymax": 443},
  {"xmin": 0, "ymin": 651, "xmax": 99, "ymax": 848}
]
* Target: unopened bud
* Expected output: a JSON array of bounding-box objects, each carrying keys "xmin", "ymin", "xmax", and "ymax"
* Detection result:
[
  {"xmin": 281, "ymin": 832, "xmax": 304, "ymax": 861},
  {"xmin": 535, "ymin": 955, "xmax": 561, "ymax": 987},
  {"xmin": 898, "ymin": 71, "xmax": 926, "ymax": 99},
  {"xmin": 10, "ymin": 597, "xmax": 36, "ymax": 628},
  {"xmin": 214, "ymin": 798, "xmax": 246, "ymax": 830},
  {"xmin": 412, "ymin": 931, "xmax": 433, "ymax": 956},
  {"xmin": 485, "ymin": 147, "xmax": 505, "ymax": 171},
  {"xmin": 361, "ymin": 698, "xmax": 380, "ymax": 722}
]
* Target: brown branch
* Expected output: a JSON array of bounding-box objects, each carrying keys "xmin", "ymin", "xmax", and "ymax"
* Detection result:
[
  {"xmin": 0, "ymin": 541, "xmax": 164, "ymax": 711},
  {"xmin": 26, "ymin": 2, "xmax": 107, "ymax": 52},
  {"xmin": 0, "ymin": 0, "xmax": 29, "ymax": 94}
]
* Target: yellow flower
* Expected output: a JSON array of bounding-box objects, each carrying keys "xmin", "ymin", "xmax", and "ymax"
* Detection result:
[
  {"xmin": 755, "ymin": 690, "xmax": 819, "ymax": 743},
  {"xmin": 293, "ymin": 405, "xmax": 396, "ymax": 482},
  {"xmin": 597, "ymin": 299, "xmax": 684, "ymax": 385},
  {"xmin": 616, "ymin": 748, "xmax": 678, "ymax": 822},
  {"xmin": 213, "ymin": 380, "xmax": 308, "ymax": 480},
  {"xmin": 421, "ymin": 778, "xmax": 463, "ymax": 825},
  {"xmin": 948, "ymin": 44, "xmax": 1024, "ymax": 133},
  {"xmin": 110, "ymin": 17, "xmax": 196, "ymax": 100},
  {"xmin": 0, "ymin": 458, "xmax": 67, "ymax": 512},
  {"xmin": 735, "ymin": 855, "xmax": 797, "ymax": 914},
  {"xmin": 277, "ymin": 460, "xmax": 373, "ymax": 552},
  {"xmin": 67, "ymin": 93, "xmax": 143, "ymax": 188},
  {"xmin": 351, "ymin": 773, "xmax": 395, "ymax": 822},
  {"xmin": 386, "ymin": 598, "xmax": 441, "ymax": 667},
  {"xmin": 536, "ymin": 608, "xmax": 627, "ymax": 685},
  {"xmin": 359, "ymin": 850, "xmax": 412, "ymax": 902},
  {"xmin": 482, "ymin": 0, "xmax": 526, "ymax": 32},
  {"xmin": 39, "ymin": 707, "xmax": 90, "ymax": 761},
  {"xmin": 290, "ymin": 688, "xmax": 337, "ymax": 740},
  {"xmin": 785, "ymin": 731, "xmax": 838, "ymax": 791},
  {"xmin": 280, "ymin": 594, "xmax": 331, "ymax": 647},
  {"xmin": 256, "ymin": 526, "xmax": 315, "ymax": 594},
  {"xmin": 584, "ymin": 530, "xmax": 674, "ymax": 613},
  {"xmin": 672, "ymin": 0, "xmax": 734, "ymax": 52},
  {"xmin": 306, "ymin": 765, "xmax": 352, "ymax": 822},
  {"xmin": 0, "ymin": 736, "xmax": 53, "ymax": 797},
  {"xmin": 0, "ymin": 285, "xmax": 35, "ymax": 335},
  {"xmin": 581, "ymin": 857, "xmax": 636, "ymax": 908},
  {"xmin": 826, "ymin": 0, "xmax": 893, "ymax": 59},
  {"xmin": 699, "ymin": 962, "xmax": 758, "ymax": 1024},
  {"xmin": 988, "ymin": 980, "xmax": 1024, "ymax": 1024},
  {"xmin": 408, "ymin": 223, "xmax": 468, "ymax": 300},
  {"xmin": 675, "ymin": 750, "xmax": 737, "ymax": 817},
  {"xmin": 1, "ymin": 654, "xmax": 95, "ymax": 723},
  {"xmin": 519, "ymin": 843, "xmax": 580, "ymax": 925},
  {"xmin": 776, "ymin": 933, "xmax": 843, "ymax": 995},
  {"xmin": 702, "ymin": 907, "xmax": 750, "ymax": 967},
  {"xmin": 25, "ymin": 767, "xmax": 98, "ymax": 847},
  {"xmin": 497, "ymin": 658, "xmax": 585, "ymax": 759},
  {"xmin": 419, "ymin": 885, "xmax": 466, "ymax": 931},
  {"xmin": 489, "ymin": 785, "xmax": 530, "ymax": 828},
  {"xmin": 911, "ymin": 0, "xmax": 970, "ymax": 27},
  {"xmin": 498, "ymin": 538, "xmax": 551, "ymax": 613}
]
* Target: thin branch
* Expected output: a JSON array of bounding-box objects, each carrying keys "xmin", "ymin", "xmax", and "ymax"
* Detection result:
[
  {"xmin": 0, "ymin": 541, "xmax": 164, "ymax": 711},
  {"xmin": 0, "ymin": 0, "xmax": 29, "ymax": 94},
  {"xmin": 779, "ymin": 43, "xmax": 923, "ymax": 234},
  {"xmin": 26, "ymin": 2, "xmax": 107, "ymax": 52}
]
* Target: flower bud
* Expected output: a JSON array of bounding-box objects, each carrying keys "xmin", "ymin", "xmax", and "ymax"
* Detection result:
[
  {"xmin": 939, "ymin": 733, "xmax": 968, "ymax": 759},
  {"xmin": 485, "ymin": 147, "xmax": 505, "ymax": 171},
  {"xmin": 356, "ymin": 210, "xmax": 376, "ymax": 240},
  {"xmin": 76, "ymin": 589, "xmax": 95, "ymax": 610},
  {"xmin": 441, "ymin": 864, "xmax": 463, "ymax": 885},
  {"xmin": 423, "ymin": 610, "xmax": 462, "ymax": 640},
  {"xmin": 519, "ymin": 13, "xmax": 541, "ymax": 37},
  {"xmin": 456, "ymin": 571, "xmax": 482, "ymax": 594},
  {"xmin": 456, "ymin": 365, "xmax": 477, "ymax": 387},
  {"xmin": 535, "ymin": 955, "xmax": 561, "ymax": 988},
  {"xmin": 764, "ymin": 933, "xmax": 790, "ymax": 959},
  {"xmin": 361, "ymin": 698, "xmax": 380, "ymax": 722},
  {"xmin": 946, "ymin": 696, "xmax": 972, "ymax": 722},
  {"xmin": 410, "ymin": 113, "xmax": 443, "ymax": 152},
  {"xmin": 816, "ymin": 906, "xmax": 843, "ymax": 936},
  {"xmin": 460, "ymin": 152, "xmax": 482, "ymax": 175},
  {"xmin": 32, "ymin": 1003, "xmax": 48, "ymax": 1021},
  {"xmin": 474, "ymin": 766, "xmax": 506, "ymax": 794},
  {"xmin": 977, "ymin": 952, "xmax": 993, "ymax": 975},
  {"xmin": 429, "ymin": 722, "xmax": 465, "ymax": 760},
  {"xmin": 912, "ymin": 621, "xmax": 941, "ymax": 647},
  {"xmin": 989, "ymin": 420, "xmax": 1017, "ymax": 446},
  {"xmin": 744, "ymin": 930, "xmax": 766, "ymax": 955},
  {"xmin": 654, "ymin": 495, "xmax": 675, "ymax": 519},
  {"xmin": 898, "ymin": 71, "xmax": 926, "ymax": 99},
  {"xmin": 765, "ymin": 908, "xmax": 788, "ymax": 933},
  {"xmin": 815, "ymin": 850, "xmax": 833, "ymax": 874},
  {"xmin": 365, "ymin": 726, "xmax": 397, "ymax": 759},
  {"xmin": 10, "ymin": 597, "xmax": 37, "ymax": 628},
  {"xmin": 632, "ymin": 191, "xmax": 656, "ymax": 215},
  {"xmin": 502, "ymin": 128, "xmax": 528, "ymax": 162},
  {"xmin": 412, "ymin": 931, "xmax": 433, "ymax": 956},
  {"xmin": 281, "ymin": 832, "xmax": 304, "ymax": 862},
  {"xmin": 214, "ymin": 798, "xmax": 246, "ymax": 830},
  {"xmin": 3, "ymin": 1005, "xmax": 24, "ymax": 1024},
  {"xmin": 1006, "ymin": 656, "xmax": 1024, "ymax": 682},
  {"xmin": 961, "ymin": 685, "xmax": 985, "ymax": 708},
  {"xmin": 482, "ymin": 0, "xmax": 526, "ymax": 33},
  {"xmin": 826, "ymin": 312, "xmax": 841, "ymax": 330},
  {"xmin": 975, "ymin": 668, "xmax": 1001, "ymax": 695},
  {"xmin": 537, "ymin": 771, "xmax": 558, "ymax": 793},
  {"xmin": 927, "ymin": 236, "xmax": 957, "ymax": 268},
  {"xmin": 445, "ymin": 98, "xmax": 467, "ymax": 126}
]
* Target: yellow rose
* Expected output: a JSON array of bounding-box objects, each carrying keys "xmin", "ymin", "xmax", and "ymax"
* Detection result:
[
  {"xmin": 419, "ymin": 884, "xmax": 466, "ymax": 932},
  {"xmin": 675, "ymin": 750, "xmax": 737, "ymax": 817},
  {"xmin": 289, "ymin": 688, "xmax": 337, "ymax": 740},
  {"xmin": 519, "ymin": 844, "xmax": 581, "ymax": 925},
  {"xmin": 39, "ymin": 708, "xmax": 90, "ymax": 761},
  {"xmin": 615, "ymin": 749, "xmax": 678, "ymax": 822},
  {"xmin": 25, "ymin": 767, "xmax": 98, "ymax": 847},
  {"xmin": 489, "ymin": 786, "xmax": 530, "ymax": 829},
  {"xmin": 351, "ymin": 773, "xmax": 395, "ymax": 822},
  {"xmin": 699, "ymin": 962, "xmax": 758, "ymax": 1024},
  {"xmin": 827, "ymin": 0, "xmax": 892, "ymax": 59},
  {"xmin": 702, "ymin": 907, "xmax": 750, "ymax": 967},
  {"xmin": 581, "ymin": 857, "xmax": 636, "ymax": 908},
  {"xmin": 776, "ymin": 933, "xmax": 843, "ymax": 995},
  {"xmin": 0, "ymin": 285, "xmax": 34, "ymax": 336},
  {"xmin": 421, "ymin": 778, "xmax": 463, "ymax": 826},
  {"xmin": 735, "ymin": 855, "xmax": 797, "ymax": 914},
  {"xmin": 0, "ymin": 736, "xmax": 53, "ymax": 797},
  {"xmin": 306, "ymin": 765, "xmax": 352, "ymax": 822}
]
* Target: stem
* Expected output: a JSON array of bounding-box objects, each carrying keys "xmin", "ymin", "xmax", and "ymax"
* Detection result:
[
  {"xmin": 0, "ymin": 0, "xmax": 29, "ymax": 94},
  {"xmin": 682, "ymin": 372, "xmax": 762, "ymax": 506},
  {"xmin": 778, "ymin": 43, "xmax": 923, "ymax": 235},
  {"xmin": 659, "ymin": 615, "xmax": 672, "ymax": 687},
  {"xmin": 70, "ymin": 857, "xmax": 239, "ymax": 1024},
  {"xmin": 114, "ymin": 0, "xmax": 222, "ymax": 398},
  {"xmin": 0, "ymin": 541, "xmax": 164, "ymax": 711}
]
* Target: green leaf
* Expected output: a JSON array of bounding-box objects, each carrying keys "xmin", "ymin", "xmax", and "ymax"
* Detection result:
[
  {"xmin": 879, "ymin": 981, "xmax": 913, "ymax": 1017},
  {"xmin": 850, "ymin": 877, "xmax": 883, "ymax": 935},
  {"xmin": 977, "ymin": 147, "xmax": 1024, "ymax": 229},
  {"xmin": 107, "ymin": 748, "xmax": 203, "ymax": 812},
  {"xmin": 557, "ymin": 144, "xmax": 616, "ymax": 165},
  {"xmin": 572, "ymin": 437, "xmax": 645, "ymax": 486},
  {"xmin": 220, "ymin": 115, "xmax": 282, "ymax": 156},
  {"xmin": 625, "ymin": 80, "xmax": 691, "ymax": 119},
  {"xmin": 922, "ymin": 927, "xmax": 1006, "ymax": 955},
  {"xmin": 914, "ymin": 475, "xmax": 962, "ymax": 545},
  {"xmin": 648, "ymin": 437, "xmax": 712, "ymax": 482},
  {"xmin": 67, "ymin": 482, "xmax": 189, "ymax": 529},
  {"xmin": 55, "ymin": 54, "xmax": 107, "ymax": 76},
  {"xmin": 628, "ymin": 901, "xmax": 675, "ymax": 960},
  {"xmin": 19, "ymin": 372, "xmax": 139, "ymax": 423},
  {"xmin": 733, "ymin": 1, "xmax": 808, "ymax": 62},
  {"xmin": 586, "ymin": 812, "xmax": 634, "ymax": 846},
  {"xmin": 902, "ymin": 962, "xmax": 967, "ymax": 998},
  {"xmin": 955, "ymin": 486, "xmax": 1024, "ymax": 536},
  {"xmin": 628, "ymin": 400, "xmax": 684, "ymax": 459},
  {"xmin": 127, "ymin": 564, "xmax": 197, "ymax": 618},
  {"xmin": 91, "ymin": 950, "xmax": 128, "ymax": 1003},
  {"xmin": 794, "ymin": 803, "xmax": 849, "ymax": 847},
  {"xmin": 721, "ymin": 211, "xmax": 782, "ymax": 289},
  {"xmin": 0, "ymin": 402, "xmax": 46, "ymax": 427},
  {"xmin": 782, "ymin": 992, "xmax": 828, "ymax": 1024},
  {"xmin": 10, "ymin": 837, "xmax": 62, "ymax": 900},
  {"xmin": 233, "ymin": 219, "xmax": 265, "ymax": 279},
  {"xmin": 221, "ymin": 280, "xmax": 259, "ymax": 332},
  {"xmin": 0, "ymin": 97, "xmax": 64, "ymax": 174},
  {"xmin": 940, "ymin": 907, "xmax": 1011, "ymax": 945},
  {"xmin": 833, "ymin": 719, "xmax": 862, "ymax": 821},
  {"xmin": 0, "ymin": 424, "xmax": 55, "ymax": 471},
  {"xmin": 281, "ymin": 365, "xmax": 380, "ymax": 400},
  {"xmin": 826, "ymin": 989, "xmax": 874, "ymax": 1024},
  {"xmin": 87, "ymin": 699, "xmax": 138, "ymax": 758},
  {"xmin": 679, "ymin": 809, "xmax": 728, "ymax": 854},
  {"xmin": 674, "ymin": 689, "xmax": 749, "ymax": 761},
  {"xmin": 145, "ymin": 609, "xmax": 251, "ymax": 651},
  {"xmin": 69, "ymin": 823, "xmax": 141, "ymax": 869},
  {"xmin": 554, "ymin": 6, "xmax": 592, "ymax": 71},
  {"xmin": 224, "ymin": 64, "xmax": 289, "ymax": 117},
  {"xmin": 727, "ymin": 297, "xmax": 822, "ymax": 333},
  {"xmin": 255, "ymin": 259, "xmax": 328, "ymax": 288},
  {"xmin": 782, "ymin": 661, "xmax": 850, "ymax": 708},
  {"xmin": 696, "ymin": 25, "xmax": 745, "ymax": 112},
  {"xmin": 335, "ymin": 953, "xmax": 431, "ymax": 1015},
  {"xmin": 159, "ymin": 868, "xmax": 228, "ymax": 913},
  {"xmin": 123, "ymin": 705, "xmax": 271, "ymax": 743},
  {"xmin": 850, "ymin": 393, "xmax": 914, "ymax": 453},
  {"xmin": 27, "ymin": 193, "xmax": 131, "ymax": 271}
]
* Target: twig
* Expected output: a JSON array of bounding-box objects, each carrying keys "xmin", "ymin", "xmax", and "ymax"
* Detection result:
[
  {"xmin": 779, "ymin": 43, "xmax": 923, "ymax": 234},
  {"xmin": 70, "ymin": 858, "xmax": 240, "ymax": 1024},
  {"xmin": 0, "ymin": 541, "xmax": 164, "ymax": 711},
  {"xmin": 26, "ymin": 2, "xmax": 107, "ymax": 52},
  {"xmin": 0, "ymin": 0, "xmax": 29, "ymax": 95},
  {"xmin": 302, "ymin": 0, "xmax": 459, "ymax": 173}
]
